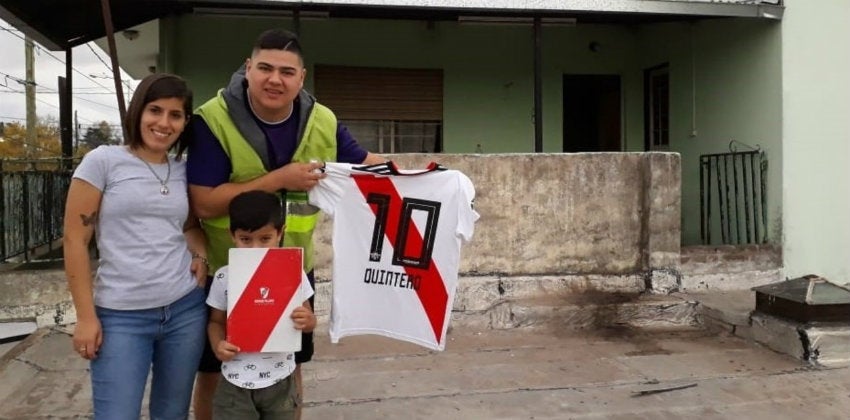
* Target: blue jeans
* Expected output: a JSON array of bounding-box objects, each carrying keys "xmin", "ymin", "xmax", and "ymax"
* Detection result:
[{"xmin": 91, "ymin": 287, "xmax": 207, "ymax": 420}]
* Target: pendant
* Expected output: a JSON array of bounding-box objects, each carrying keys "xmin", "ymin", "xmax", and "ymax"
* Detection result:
[{"xmin": 160, "ymin": 184, "xmax": 169, "ymax": 195}]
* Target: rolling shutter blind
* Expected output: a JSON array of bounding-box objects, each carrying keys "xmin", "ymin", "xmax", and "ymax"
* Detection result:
[{"xmin": 314, "ymin": 65, "xmax": 443, "ymax": 121}]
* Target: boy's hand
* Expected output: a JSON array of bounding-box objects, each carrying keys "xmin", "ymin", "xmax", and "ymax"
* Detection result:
[
  {"xmin": 214, "ymin": 339, "xmax": 240, "ymax": 362},
  {"xmin": 291, "ymin": 305, "xmax": 316, "ymax": 333}
]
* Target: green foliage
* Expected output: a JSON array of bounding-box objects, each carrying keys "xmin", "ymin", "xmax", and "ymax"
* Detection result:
[{"xmin": 81, "ymin": 120, "xmax": 119, "ymax": 149}]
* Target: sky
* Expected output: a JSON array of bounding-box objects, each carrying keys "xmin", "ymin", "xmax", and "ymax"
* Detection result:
[{"xmin": 0, "ymin": 18, "xmax": 139, "ymax": 134}]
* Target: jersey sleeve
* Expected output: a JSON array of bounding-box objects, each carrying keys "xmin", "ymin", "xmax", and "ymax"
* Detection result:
[
  {"xmin": 206, "ymin": 266, "xmax": 229, "ymax": 311},
  {"xmin": 186, "ymin": 117, "xmax": 233, "ymax": 187},
  {"xmin": 72, "ymin": 146, "xmax": 110, "ymax": 191},
  {"xmin": 308, "ymin": 162, "xmax": 351, "ymax": 216},
  {"xmin": 456, "ymin": 173, "xmax": 480, "ymax": 244}
]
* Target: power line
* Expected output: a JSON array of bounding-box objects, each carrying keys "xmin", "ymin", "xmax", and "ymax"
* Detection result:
[
  {"xmin": 0, "ymin": 27, "xmax": 118, "ymax": 94},
  {"xmin": 0, "ymin": 70, "xmax": 122, "ymax": 112},
  {"xmin": 0, "ymin": 88, "xmax": 122, "ymax": 95},
  {"xmin": 34, "ymin": 98, "xmax": 60, "ymax": 110},
  {"xmin": 34, "ymin": 46, "xmax": 116, "ymax": 93},
  {"xmin": 87, "ymin": 44, "xmax": 134, "ymax": 95}
]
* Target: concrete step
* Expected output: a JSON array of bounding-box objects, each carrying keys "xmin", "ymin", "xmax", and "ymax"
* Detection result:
[
  {"xmin": 313, "ymin": 275, "xmax": 698, "ymax": 333},
  {"xmin": 0, "ymin": 270, "xmax": 75, "ymax": 327},
  {"xmin": 452, "ymin": 293, "xmax": 698, "ymax": 331},
  {"xmin": 680, "ymin": 245, "xmax": 782, "ymax": 274},
  {"xmin": 684, "ymin": 290, "xmax": 850, "ymax": 368},
  {"xmin": 0, "ymin": 322, "xmax": 36, "ymax": 344},
  {"xmin": 680, "ymin": 245, "xmax": 783, "ymax": 291}
]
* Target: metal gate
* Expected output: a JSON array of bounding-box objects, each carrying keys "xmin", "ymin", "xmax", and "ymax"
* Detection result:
[
  {"xmin": 1, "ymin": 159, "xmax": 76, "ymax": 263},
  {"xmin": 700, "ymin": 143, "xmax": 768, "ymax": 245}
]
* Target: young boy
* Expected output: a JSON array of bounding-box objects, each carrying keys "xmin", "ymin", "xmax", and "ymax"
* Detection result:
[{"xmin": 206, "ymin": 190, "xmax": 316, "ymax": 419}]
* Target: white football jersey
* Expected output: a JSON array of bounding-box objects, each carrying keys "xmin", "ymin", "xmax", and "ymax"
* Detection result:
[{"xmin": 309, "ymin": 162, "xmax": 479, "ymax": 350}]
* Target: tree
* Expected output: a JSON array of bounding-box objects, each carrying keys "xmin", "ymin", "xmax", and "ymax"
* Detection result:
[
  {"xmin": 0, "ymin": 117, "xmax": 90, "ymax": 170},
  {"xmin": 81, "ymin": 120, "xmax": 118, "ymax": 149},
  {"xmin": 0, "ymin": 117, "xmax": 62, "ymax": 159}
]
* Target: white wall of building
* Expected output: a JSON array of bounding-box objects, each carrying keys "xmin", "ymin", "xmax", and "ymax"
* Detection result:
[{"xmin": 781, "ymin": 0, "xmax": 850, "ymax": 283}]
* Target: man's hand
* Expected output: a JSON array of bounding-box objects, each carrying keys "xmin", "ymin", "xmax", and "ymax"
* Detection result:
[{"xmin": 273, "ymin": 161, "xmax": 326, "ymax": 191}]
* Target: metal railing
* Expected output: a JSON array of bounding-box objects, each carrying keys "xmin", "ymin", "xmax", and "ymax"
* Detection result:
[
  {"xmin": 1, "ymin": 158, "xmax": 78, "ymax": 263},
  {"xmin": 699, "ymin": 142, "xmax": 768, "ymax": 245}
]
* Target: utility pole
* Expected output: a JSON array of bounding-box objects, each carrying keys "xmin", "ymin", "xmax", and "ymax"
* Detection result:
[{"xmin": 24, "ymin": 36, "xmax": 36, "ymax": 158}]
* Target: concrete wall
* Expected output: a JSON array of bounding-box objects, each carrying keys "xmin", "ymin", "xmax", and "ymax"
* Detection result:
[
  {"xmin": 781, "ymin": 0, "xmax": 850, "ymax": 283},
  {"xmin": 312, "ymin": 153, "xmax": 681, "ymax": 281},
  {"xmin": 1, "ymin": 153, "xmax": 681, "ymax": 326}
]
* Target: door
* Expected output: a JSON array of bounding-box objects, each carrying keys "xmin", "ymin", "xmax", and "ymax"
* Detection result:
[{"xmin": 562, "ymin": 74, "xmax": 621, "ymax": 152}]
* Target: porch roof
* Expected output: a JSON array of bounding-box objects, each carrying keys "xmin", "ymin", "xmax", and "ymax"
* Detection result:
[{"xmin": 1, "ymin": 0, "xmax": 783, "ymax": 51}]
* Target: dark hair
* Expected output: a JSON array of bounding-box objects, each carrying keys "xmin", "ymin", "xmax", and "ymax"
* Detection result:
[
  {"xmin": 228, "ymin": 190, "xmax": 286, "ymax": 233},
  {"xmin": 252, "ymin": 29, "xmax": 303, "ymax": 63},
  {"xmin": 123, "ymin": 73, "xmax": 193, "ymax": 158}
]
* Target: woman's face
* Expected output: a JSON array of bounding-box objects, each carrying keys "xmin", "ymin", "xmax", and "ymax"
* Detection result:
[{"xmin": 139, "ymin": 97, "xmax": 187, "ymax": 154}]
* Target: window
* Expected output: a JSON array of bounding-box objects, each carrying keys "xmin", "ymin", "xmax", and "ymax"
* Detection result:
[
  {"xmin": 314, "ymin": 65, "xmax": 443, "ymax": 153},
  {"xmin": 343, "ymin": 120, "xmax": 441, "ymax": 153},
  {"xmin": 644, "ymin": 64, "xmax": 670, "ymax": 150}
]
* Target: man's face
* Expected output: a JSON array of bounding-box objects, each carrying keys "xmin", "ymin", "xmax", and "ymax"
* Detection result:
[
  {"xmin": 231, "ymin": 224, "xmax": 283, "ymax": 249},
  {"xmin": 244, "ymin": 49, "xmax": 305, "ymax": 121}
]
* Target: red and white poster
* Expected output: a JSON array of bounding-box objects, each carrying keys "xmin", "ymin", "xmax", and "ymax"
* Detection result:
[{"xmin": 226, "ymin": 248, "xmax": 304, "ymax": 352}]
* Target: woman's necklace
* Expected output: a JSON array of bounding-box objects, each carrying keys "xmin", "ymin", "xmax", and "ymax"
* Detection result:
[{"xmin": 135, "ymin": 152, "xmax": 171, "ymax": 195}]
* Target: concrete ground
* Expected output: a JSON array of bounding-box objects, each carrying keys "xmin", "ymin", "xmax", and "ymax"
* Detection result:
[{"xmin": 1, "ymin": 324, "xmax": 849, "ymax": 419}]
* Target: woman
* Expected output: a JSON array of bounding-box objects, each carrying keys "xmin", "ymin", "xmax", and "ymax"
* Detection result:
[{"xmin": 63, "ymin": 73, "xmax": 208, "ymax": 420}]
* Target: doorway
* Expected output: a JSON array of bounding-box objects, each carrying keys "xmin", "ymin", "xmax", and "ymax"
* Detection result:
[{"xmin": 562, "ymin": 74, "xmax": 621, "ymax": 152}]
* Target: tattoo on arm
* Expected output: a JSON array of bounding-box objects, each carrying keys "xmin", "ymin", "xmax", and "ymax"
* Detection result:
[{"xmin": 79, "ymin": 211, "xmax": 98, "ymax": 227}]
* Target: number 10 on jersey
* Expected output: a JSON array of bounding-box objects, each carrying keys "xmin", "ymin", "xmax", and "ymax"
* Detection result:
[{"xmin": 366, "ymin": 193, "xmax": 441, "ymax": 270}]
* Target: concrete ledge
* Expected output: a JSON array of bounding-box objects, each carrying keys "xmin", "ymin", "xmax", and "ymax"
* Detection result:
[
  {"xmin": 452, "ymin": 293, "xmax": 697, "ymax": 330},
  {"xmin": 680, "ymin": 268, "xmax": 783, "ymax": 292},
  {"xmin": 751, "ymin": 313, "xmax": 806, "ymax": 360},
  {"xmin": 0, "ymin": 270, "xmax": 75, "ymax": 327},
  {"xmin": 684, "ymin": 290, "xmax": 754, "ymax": 326},
  {"xmin": 312, "ymin": 274, "xmax": 652, "ymax": 334},
  {"xmin": 803, "ymin": 325, "xmax": 850, "ymax": 367},
  {"xmin": 750, "ymin": 313, "xmax": 850, "ymax": 367}
]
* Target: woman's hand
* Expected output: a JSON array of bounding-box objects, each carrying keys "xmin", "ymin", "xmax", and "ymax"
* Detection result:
[
  {"xmin": 72, "ymin": 317, "xmax": 102, "ymax": 360},
  {"xmin": 190, "ymin": 254, "xmax": 208, "ymax": 287}
]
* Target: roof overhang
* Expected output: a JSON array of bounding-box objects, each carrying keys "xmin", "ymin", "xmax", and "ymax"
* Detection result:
[
  {"xmin": 0, "ymin": 0, "xmax": 188, "ymax": 51},
  {"xmin": 0, "ymin": 0, "xmax": 783, "ymax": 52}
]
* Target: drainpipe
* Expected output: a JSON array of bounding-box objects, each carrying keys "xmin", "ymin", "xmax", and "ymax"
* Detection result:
[{"xmin": 533, "ymin": 17, "xmax": 543, "ymax": 153}]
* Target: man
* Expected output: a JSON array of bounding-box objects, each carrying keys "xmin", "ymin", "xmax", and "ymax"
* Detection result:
[{"xmin": 187, "ymin": 28, "xmax": 383, "ymax": 420}]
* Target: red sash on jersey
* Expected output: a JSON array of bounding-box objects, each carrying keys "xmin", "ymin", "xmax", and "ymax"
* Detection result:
[{"xmin": 352, "ymin": 174, "xmax": 449, "ymax": 346}]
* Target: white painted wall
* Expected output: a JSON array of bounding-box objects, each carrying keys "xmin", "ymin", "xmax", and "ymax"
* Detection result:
[{"xmin": 781, "ymin": 0, "xmax": 850, "ymax": 283}]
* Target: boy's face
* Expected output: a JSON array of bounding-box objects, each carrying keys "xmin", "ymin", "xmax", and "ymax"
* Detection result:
[{"xmin": 231, "ymin": 224, "xmax": 283, "ymax": 248}]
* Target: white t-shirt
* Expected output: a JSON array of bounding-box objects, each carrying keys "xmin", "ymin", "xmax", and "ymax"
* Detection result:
[
  {"xmin": 207, "ymin": 265, "xmax": 314, "ymax": 389},
  {"xmin": 72, "ymin": 145, "xmax": 195, "ymax": 310},
  {"xmin": 309, "ymin": 162, "xmax": 479, "ymax": 350}
]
